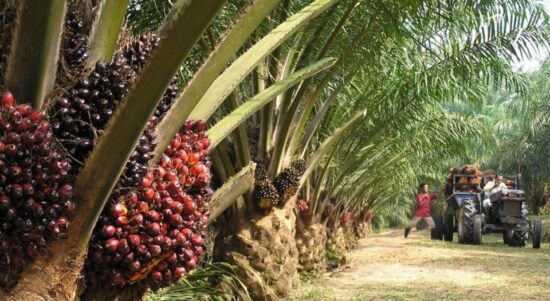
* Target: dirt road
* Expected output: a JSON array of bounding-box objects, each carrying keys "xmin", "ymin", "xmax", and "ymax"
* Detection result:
[{"xmin": 289, "ymin": 229, "xmax": 550, "ymax": 300}]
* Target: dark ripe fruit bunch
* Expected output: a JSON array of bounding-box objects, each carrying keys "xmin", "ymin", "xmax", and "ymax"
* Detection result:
[
  {"xmin": 60, "ymin": 8, "xmax": 89, "ymax": 74},
  {"xmin": 322, "ymin": 203, "xmax": 335, "ymax": 220},
  {"xmin": 253, "ymin": 159, "xmax": 268, "ymax": 182},
  {"xmin": 291, "ymin": 159, "xmax": 306, "ymax": 176},
  {"xmin": 273, "ymin": 159, "xmax": 306, "ymax": 204},
  {"xmin": 253, "ymin": 181, "xmax": 279, "ymax": 211},
  {"xmin": 296, "ymin": 199, "xmax": 309, "ymax": 218},
  {"xmin": 85, "ymin": 120, "xmax": 211, "ymax": 290},
  {"xmin": 119, "ymin": 117, "xmax": 158, "ymax": 188},
  {"xmin": 0, "ymin": 92, "xmax": 74, "ymax": 287},
  {"xmin": 154, "ymin": 80, "xmax": 178, "ymax": 119},
  {"xmin": 49, "ymin": 33, "xmax": 177, "ymax": 178},
  {"xmin": 50, "ymin": 53, "xmax": 138, "ymax": 167},
  {"xmin": 252, "ymin": 160, "xmax": 278, "ymax": 211}
]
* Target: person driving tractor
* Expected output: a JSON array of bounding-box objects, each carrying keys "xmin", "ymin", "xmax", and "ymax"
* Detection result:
[
  {"xmin": 404, "ymin": 182, "xmax": 443, "ymax": 238},
  {"xmin": 482, "ymin": 174, "xmax": 508, "ymax": 208}
]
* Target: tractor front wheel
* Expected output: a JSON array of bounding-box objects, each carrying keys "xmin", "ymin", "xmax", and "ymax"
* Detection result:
[
  {"xmin": 473, "ymin": 214, "xmax": 482, "ymax": 245},
  {"xmin": 444, "ymin": 214, "xmax": 454, "ymax": 242},
  {"xmin": 509, "ymin": 224, "xmax": 528, "ymax": 247}
]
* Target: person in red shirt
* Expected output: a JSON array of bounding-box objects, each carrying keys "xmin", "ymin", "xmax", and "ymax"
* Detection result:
[{"xmin": 404, "ymin": 182, "xmax": 441, "ymax": 238}]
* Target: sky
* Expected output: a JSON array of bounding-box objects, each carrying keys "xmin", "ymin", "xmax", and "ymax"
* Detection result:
[{"xmin": 515, "ymin": 0, "xmax": 550, "ymax": 72}]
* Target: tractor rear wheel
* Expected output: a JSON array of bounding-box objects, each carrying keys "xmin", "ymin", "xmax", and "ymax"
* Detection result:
[
  {"xmin": 473, "ymin": 215, "xmax": 482, "ymax": 245},
  {"xmin": 444, "ymin": 214, "xmax": 454, "ymax": 242},
  {"xmin": 533, "ymin": 218, "xmax": 542, "ymax": 249}
]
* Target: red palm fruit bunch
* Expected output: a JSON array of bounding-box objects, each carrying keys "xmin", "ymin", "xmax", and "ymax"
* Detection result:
[
  {"xmin": 85, "ymin": 120, "xmax": 212, "ymax": 291},
  {"xmin": 296, "ymin": 199, "xmax": 309, "ymax": 218},
  {"xmin": 340, "ymin": 211, "xmax": 353, "ymax": 226},
  {"xmin": 0, "ymin": 92, "xmax": 74, "ymax": 289},
  {"xmin": 365, "ymin": 211, "xmax": 373, "ymax": 222}
]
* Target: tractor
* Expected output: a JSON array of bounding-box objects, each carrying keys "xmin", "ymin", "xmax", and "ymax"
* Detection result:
[{"xmin": 432, "ymin": 173, "xmax": 542, "ymax": 248}]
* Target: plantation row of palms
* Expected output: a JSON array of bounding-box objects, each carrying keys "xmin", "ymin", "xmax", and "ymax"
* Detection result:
[{"xmin": 0, "ymin": 0, "xmax": 548, "ymax": 300}]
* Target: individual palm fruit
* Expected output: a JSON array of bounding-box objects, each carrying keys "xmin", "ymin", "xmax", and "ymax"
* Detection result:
[
  {"xmin": 0, "ymin": 91, "xmax": 75, "ymax": 290},
  {"xmin": 85, "ymin": 120, "xmax": 211, "ymax": 291}
]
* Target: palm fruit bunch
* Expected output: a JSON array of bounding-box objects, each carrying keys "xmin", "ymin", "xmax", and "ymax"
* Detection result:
[
  {"xmin": 252, "ymin": 161, "xmax": 279, "ymax": 211},
  {"xmin": 273, "ymin": 159, "xmax": 306, "ymax": 204},
  {"xmin": 364, "ymin": 211, "xmax": 373, "ymax": 222},
  {"xmin": 340, "ymin": 211, "xmax": 353, "ymax": 226},
  {"xmin": 58, "ymin": 8, "xmax": 89, "ymax": 82},
  {"xmin": 444, "ymin": 164, "xmax": 482, "ymax": 195},
  {"xmin": 49, "ymin": 33, "xmax": 159, "ymax": 167},
  {"xmin": 154, "ymin": 81, "xmax": 178, "ymax": 119},
  {"xmin": 49, "ymin": 33, "xmax": 178, "ymax": 188},
  {"xmin": 296, "ymin": 199, "xmax": 309, "ymax": 218},
  {"xmin": 85, "ymin": 120, "xmax": 211, "ymax": 291},
  {"xmin": 0, "ymin": 92, "xmax": 74, "ymax": 289}
]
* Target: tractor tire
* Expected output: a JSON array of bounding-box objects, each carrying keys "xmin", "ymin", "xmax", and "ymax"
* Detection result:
[
  {"xmin": 473, "ymin": 215, "xmax": 482, "ymax": 245},
  {"xmin": 444, "ymin": 214, "xmax": 454, "ymax": 242},
  {"xmin": 431, "ymin": 215, "xmax": 444, "ymax": 240},
  {"xmin": 509, "ymin": 224, "xmax": 528, "ymax": 247},
  {"xmin": 458, "ymin": 200, "xmax": 476, "ymax": 244},
  {"xmin": 533, "ymin": 218, "xmax": 542, "ymax": 249}
]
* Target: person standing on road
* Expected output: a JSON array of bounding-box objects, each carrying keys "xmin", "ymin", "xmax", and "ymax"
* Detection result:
[{"xmin": 404, "ymin": 183, "xmax": 441, "ymax": 238}]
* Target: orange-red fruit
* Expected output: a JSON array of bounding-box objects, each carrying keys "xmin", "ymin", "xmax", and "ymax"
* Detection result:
[{"xmin": 2, "ymin": 91, "xmax": 15, "ymax": 108}]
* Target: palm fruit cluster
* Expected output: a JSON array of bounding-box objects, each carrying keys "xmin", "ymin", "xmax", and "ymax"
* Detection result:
[
  {"xmin": 296, "ymin": 199, "xmax": 309, "ymax": 218},
  {"xmin": 252, "ymin": 161, "xmax": 279, "ymax": 211},
  {"xmin": 444, "ymin": 164, "xmax": 482, "ymax": 195},
  {"xmin": 50, "ymin": 33, "xmax": 159, "ymax": 167},
  {"xmin": 364, "ymin": 211, "xmax": 373, "ymax": 222},
  {"xmin": 273, "ymin": 159, "xmax": 306, "ymax": 203},
  {"xmin": 154, "ymin": 81, "xmax": 178, "ymax": 119},
  {"xmin": 0, "ymin": 92, "xmax": 74, "ymax": 289},
  {"xmin": 85, "ymin": 120, "xmax": 211, "ymax": 291},
  {"xmin": 340, "ymin": 211, "xmax": 353, "ymax": 226},
  {"xmin": 58, "ymin": 8, "xmax": 89, "ymax": 81},
  {"xmin": 49, "ymin": 33, "xmax": 178, "ymax": 188}
]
